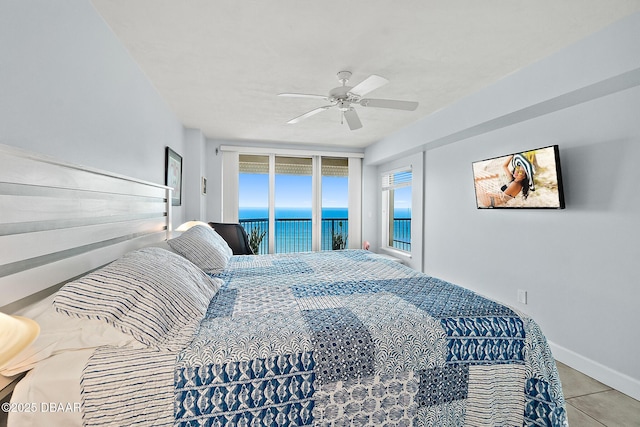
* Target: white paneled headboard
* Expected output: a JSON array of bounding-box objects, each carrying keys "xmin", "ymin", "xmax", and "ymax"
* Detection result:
[{"xmin": 0, "ymin": 144, "xmax": 172, "ymax": 311}]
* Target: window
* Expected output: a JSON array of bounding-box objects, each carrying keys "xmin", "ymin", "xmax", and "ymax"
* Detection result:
[
  {"xmin": 234, "ymin": 150, "xmax": 361, "ymax": 254},
  {"xmin": 274, "ymin": 156, "xmax": 313, "ymax": 253},
  {"xmin": 382, "ymin": 168, "xmax": 412, "ymax": 252},
  {"xmin": 238, "ymin": 155, "xmax": 269, "ymax": 254},
  {"xmin": 321, "ymin": 157, "xmax": 349, "ymax": 251}
]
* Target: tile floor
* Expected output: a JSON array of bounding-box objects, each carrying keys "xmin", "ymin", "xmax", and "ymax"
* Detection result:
[{"xmin": 557, "ymin": 361, "xmax": 640, "ymax": 426}]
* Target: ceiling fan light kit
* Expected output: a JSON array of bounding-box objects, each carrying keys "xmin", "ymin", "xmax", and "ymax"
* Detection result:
[
  {"xmin": 278, "ymin": 71, "xmax": 418, "ymax": 131},
  {"xmin": 336, "ymin": 70, "xmax": 352, "ymax": 84}
]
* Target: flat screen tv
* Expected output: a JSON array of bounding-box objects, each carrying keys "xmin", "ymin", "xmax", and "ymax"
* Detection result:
[{"xmin": 472, "ymin": 145, "xmax": 565, "ymax": 209}]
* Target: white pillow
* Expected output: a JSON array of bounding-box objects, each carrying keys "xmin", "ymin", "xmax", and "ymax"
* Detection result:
[
  {"xmin": 53, "ymin": 248, "xmax": 221, "ymax": 351},
  {"xmin": 167, "ymin": 224, "xmax": 232, "ymax": 274},
  {"xmin": 145, "ymin": 239, "xmax": 178, "ymax": 254},
  {"xmin": 0, "ymin": 295, "xmax": 144, "ymax": 376}
]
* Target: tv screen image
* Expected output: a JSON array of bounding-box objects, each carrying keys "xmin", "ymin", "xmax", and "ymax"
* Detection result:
[{"xmin": 472, "ymin": 145, "xmax": 565, "ymax": 209}]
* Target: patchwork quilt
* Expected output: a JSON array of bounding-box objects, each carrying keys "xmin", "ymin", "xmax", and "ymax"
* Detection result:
[{"xmin": 82, "ymin": 250, "xmax": 567, "ymax": 427}]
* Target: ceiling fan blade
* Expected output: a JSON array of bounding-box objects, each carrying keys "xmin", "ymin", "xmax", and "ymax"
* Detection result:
[
  {"xmin": 349, "ymin": 74, "xmax": 389, "ymax": 97},
  {"xmin": 286, "ymin": 105, "xmax": 333, "ymax": 124},
  {"xmin": 343, "ymin": 108, "xmax": 363, "ymax": 130},
  {"xmin": 359, "ymin": 98, "xmax": 419, "ymax": 111},
  {"xmin": 278, "ymin": 93, "xmax": 329, "ymax": 101}
]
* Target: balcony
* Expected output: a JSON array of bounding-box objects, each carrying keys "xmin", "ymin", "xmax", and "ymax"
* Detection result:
[
  {"xmin": 239, "ymin": 218, "xmax": 411, "ymax": 254},
  {"xmin": 391, "ymin": 218, "xmax": 411, "ymax": 252}
]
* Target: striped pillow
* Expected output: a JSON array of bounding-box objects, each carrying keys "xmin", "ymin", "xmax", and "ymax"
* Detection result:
[
  {"xmin": 168, "ymin": 225, "xmax": 232, "ymax": 273},
  {"xmin": 53, "ymin": 247, "xmax": 221, "ymax": 351}
]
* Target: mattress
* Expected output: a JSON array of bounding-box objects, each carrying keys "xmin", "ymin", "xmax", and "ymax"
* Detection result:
[{"xmin": 74, "ymin": 250, "xmax": 567, "ymax": 426}]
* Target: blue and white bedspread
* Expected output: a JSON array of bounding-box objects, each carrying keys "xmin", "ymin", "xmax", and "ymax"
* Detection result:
[{"xmin": 82, "ymin": 250, "xmax": 567, "ymax": 426}]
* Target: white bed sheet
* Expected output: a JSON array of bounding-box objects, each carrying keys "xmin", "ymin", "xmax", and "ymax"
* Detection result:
[
  {"xmin": 8, "ymin": 349, "xmax": 90, "ymax": 427},
  {"xmin": 2, "ymin": 294, "xmax": 142, "ymax": 377}
]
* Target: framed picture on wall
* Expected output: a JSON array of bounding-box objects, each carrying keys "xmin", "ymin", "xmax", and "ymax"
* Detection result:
[{"xmin": 165, "ymin": 147, "xmax": 182, "ymax": 206}]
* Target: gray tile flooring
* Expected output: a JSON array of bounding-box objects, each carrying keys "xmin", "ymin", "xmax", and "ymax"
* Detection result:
[{"xmin": 557, "ymin": 361, "xmax": 640, "ymax": 426}]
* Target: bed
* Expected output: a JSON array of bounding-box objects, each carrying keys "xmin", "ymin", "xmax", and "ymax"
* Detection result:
[{"xmin": 1, "ymin": 145, "xmax": 567, "ymax": 426}]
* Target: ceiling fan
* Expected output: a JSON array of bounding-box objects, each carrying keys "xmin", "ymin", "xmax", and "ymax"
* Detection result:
[{"xmin": 278, "ymin": 71, "xmax": 419, "ymax": 130}]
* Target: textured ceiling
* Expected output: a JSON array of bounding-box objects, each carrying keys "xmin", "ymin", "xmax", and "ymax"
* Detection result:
[{"xmin": 91, "ymin": 0, "xmax": 640, "ymax": 149}]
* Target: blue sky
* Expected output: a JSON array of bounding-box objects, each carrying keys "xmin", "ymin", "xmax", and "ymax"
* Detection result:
[
  {"xmin": 239, "ymin": 173, "xmax": 349, "ymax": 208},
  {"xmin": 239, "ymin": 172, "xmax": 411, "ymax": 214},
  {"xmin": 393, "ymin": 186, "xmax": 412, "ymax": 210}
]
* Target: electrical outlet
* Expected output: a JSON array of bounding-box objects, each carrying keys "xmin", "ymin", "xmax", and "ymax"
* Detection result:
[{"xmin": 517, "ymin": 289, "xmax": 528, "ymax": 304}]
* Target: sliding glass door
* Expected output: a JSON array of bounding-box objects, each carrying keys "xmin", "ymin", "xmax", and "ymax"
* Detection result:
[
  {"xmin": 274, "ymin": 156, "xmax": 312, "ymax": 253},
  {"xmin": 321, "ymin": 157, "xmax": 349, "ymax": 250},
  {"xmin": 238, "ymin": 155, "xmax": 269, "ymax": 254},
  {"xmin": 235, "ymin": 150, "xmax": 361, "ymax": 255}
]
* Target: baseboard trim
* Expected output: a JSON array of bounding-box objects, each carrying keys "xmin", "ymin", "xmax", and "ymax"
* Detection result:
[{"xmin": 549, "ymin": 340, "xmax": 640, "ymax": 401}]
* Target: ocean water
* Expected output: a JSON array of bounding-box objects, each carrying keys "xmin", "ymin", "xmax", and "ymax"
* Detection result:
[
  {"xmin": 239, "ymin": 207, "xmax": 411, "ymax": 253},
  {"xmin": 239, "ymin": 207, "xmax": 411, "ymax": 219}
]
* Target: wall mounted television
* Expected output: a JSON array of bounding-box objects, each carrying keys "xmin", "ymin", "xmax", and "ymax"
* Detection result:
[{"xmin": 472, "ymin": 145, "xmax": 565, "ymax": 209}]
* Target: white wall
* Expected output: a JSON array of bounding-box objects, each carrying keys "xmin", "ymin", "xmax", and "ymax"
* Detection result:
[
  {"xmin": 205, "ymin": 142, "xmax": 227, "ymax": 223},
  {"xmin": 205, "ymin": 140, "xmax": 231, "ymax": 223},
  {"xmin": 183, "ymin": 128, "xmax": 207, "ymax": 222},
  {"xmin": 365, "ymin": 12, "xmax": 640, "ymax": 399},
  {"xmin": 0, "ymin": 0, "xmax": 186, "ymax": 227}
]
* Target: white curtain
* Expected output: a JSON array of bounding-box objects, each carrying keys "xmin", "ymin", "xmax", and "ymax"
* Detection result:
[
  {"xmin": 221, "ymin": 150, "xmax": 239, "ymax": 223},
  {"xmin": 348, "ymin": 157, "xmax": 362, "ymax": 249}
]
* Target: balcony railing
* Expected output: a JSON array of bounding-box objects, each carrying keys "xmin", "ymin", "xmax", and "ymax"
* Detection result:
[
  {"xmin": 392, "ymin": 218, "xmax": 411, "ymax": 252},
  {"xmin": 239, "ymin": 218, "xmax": 269, "ymax": 255},
  {"xmin": 239, "ymin": 217, "xmax": 411, "ymax": 254}
]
